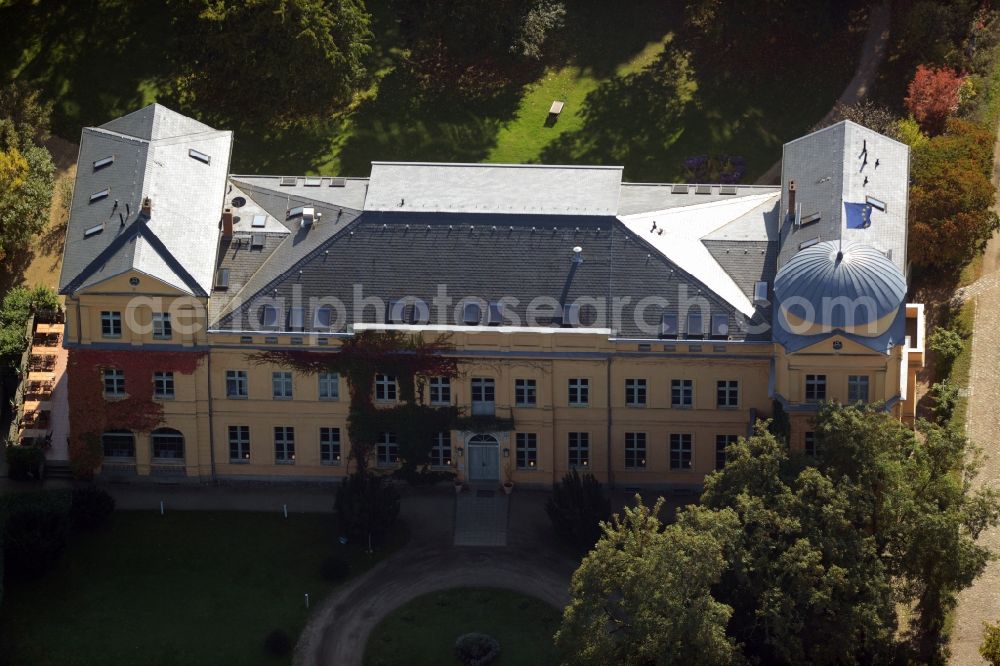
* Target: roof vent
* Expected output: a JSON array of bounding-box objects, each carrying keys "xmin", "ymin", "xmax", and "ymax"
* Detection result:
[
  {"xmin": 571, "ymin": 246, "xmax": 583, "ymax": 264},
  {"xmin": 330, "ymin": 177, "xmax": 346, "ymax": 187},
  {"xmin": 301, "ymin": 207, "xmax": 317, "ymax": 228},
  {"xmin": 279, "ymin": 176, "xmax": 297, "ymax": 186},
  {"xmin": 141, "ymin": 197, "xmax": 152, "ymax": 216},
  {"xmin": 83, "ymin": 223, "xmax": 104, "ymax": 238},
  {"xmin": 719, "ymin": 185, "xmax": 738, "ymax": 195},
  {"xmin": 671, "ymin": 184, "xmax": 689, "ymax": 194},
  {"xmin": 695, "ymin": 184, "xmax": 712, "ymax": 195}
]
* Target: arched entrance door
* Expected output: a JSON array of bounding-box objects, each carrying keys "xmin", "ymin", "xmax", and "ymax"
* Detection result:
[{"xmin": 466, "ymin": 434, "xmax": 500, "ymax": 482}]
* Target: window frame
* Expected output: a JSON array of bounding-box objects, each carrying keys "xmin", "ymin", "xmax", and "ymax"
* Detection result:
[
  {"xmin": 151, "ymin": 429, "xmax": 185, "ymax": 461},
  {"xmin": 103, "ymin": 368, "xmax": 125, "ymax": 397},
  {"xmin": 226, "ymin": 370, "xmax": 248, "ymax": 398},
  {"xmin": 625, "ymin": 432, "xmax": 647, "ymax": 469},
  {"xmin": 151, "ymin": 312, "xmax": 172, "ymax": 340},
  {"xmin": 669, "ymin": 433, "xmax": 693, "ymax": 470},
  {"xmin": 271, "ymin": 371, "xmax": 293, "ymax": 399},
  {"xmin": 625, "ymin": 378, "xmax": 647, "ymax": 407},
  {"xmin": 429, "ymin": 377, "xmax": 451, "ymax": 405},
  {"xmin": 101, "ymin": 310, "xmax": 122, "ymax": 338},
  {"xmin": 430, "ymin": 431, "xmax": 452, "ymax": 467},
  {"xmin": 805, "ymin": 374, "xmax": 827, "ymax": 402},
  {"xmin": 377, "ymin": 431, "xmax": 399, "ymax": 466},
  {"xmin": 514, "ymin": 379, "xmax": 537, "ymax": 407},
  {"xmin": 319, "ymin": 427, "xmax": 341, "ymax": 465},
  {"xmin": 568, "ymin": 431, "xmax": 589, "ymax": 468},
  {"xmin": 274, "ymin": 426, "xmax": 295, "ymax": 464},
  {"xmin": 568, "ymin": 378, "xmax": 589, "ymax": 406},
  {"xmin": 671, "ymin": 379, "xmax": 694, "ymax": 408},
  {"xmin": 375, "ymin": 374, "xmax": 397, "ymax": 402},
  {"xmin": 716, "ymin": 380, "xmax": 739, "ymax": 408},
  {"xmin": 228, "ymin": 425, "xmax": 251, "ymax": 462},
  {"xmin": 318, "ymin": 372, "xmax": 340, "ymax": 401},
  {"xmin": 516, "ymin": 432, "xmax": 538, "ymax": 470},
  {"xmin": 847, "ymin": 374, "xmax": 870, "ymax": 403},
  {"xmin": 715, "ymin": 434, "xmax": 738, "ymax": 470},
  {"xmin": 153, "ymin": 371, "xmax": 175, "ymax": 399}
]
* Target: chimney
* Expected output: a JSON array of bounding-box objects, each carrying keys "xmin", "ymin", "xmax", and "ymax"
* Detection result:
[
  {"xmin": 222, "ymin": 208, "xmax": 234, "ymax": 237},
  {"xmin": 141, "ymin": 197, "xmax": 152, "ymax": 217},
  {"xmin": 787, "ymin": 180, "xmax": 796, "ymax": 220}
]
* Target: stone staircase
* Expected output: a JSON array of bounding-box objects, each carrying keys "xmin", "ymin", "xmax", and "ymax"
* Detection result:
[{"xmin": 44, "ymin": 460, "xmax": 73, "ymax": 480}]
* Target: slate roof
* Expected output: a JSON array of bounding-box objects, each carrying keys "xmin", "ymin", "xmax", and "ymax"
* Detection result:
[{"xmin": 59, "ymin": 103, "xmax": 232, "ymax": 295}]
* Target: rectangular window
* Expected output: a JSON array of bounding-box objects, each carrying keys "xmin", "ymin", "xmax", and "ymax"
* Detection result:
[
  {"xmin": 274, "ymin": 426, "xmax": 295, "ymax": 463},
  {"xmin": 229, "ymin": 425, "xmax": 250, "ymax": 462},
  {"xmin": 715, "ymin": 434, "xmax": 738, "ymax": 470},
  {"xmin": 625, "ymin": 432, "xmax": 647, "ymax": 469},
  {"xmin": 431, "ymin": 432, "xmax": 451, "ymax": 467},
  {"xmin": 471, "ymin": 378, "xmax": 495, "ymax": 415},
  {"xmin": 516, "ymin": 433, "xmax": 537, "ymax": 469},
  {"xmin": 103, "ymin": 368, "xmax": 125, "ymax": 397},
  {"xmin": 848, "ymin": 375, "xmax": 870, "ymax": 403},
  {"xmin": 318, "ymin": 372, "xmax": 340, "ymax": 400},
  {"xmin": 272, "ymin": 371, "xmax": 293, "ymax": 399},
  {"xmin": 226, "ymin": 370, "xmax": 248, "ymax": 398},
  {"xmin": 568, "ymin": 432, "xmax": 589, "ymax": 468},
  {"xmin": 671, "ymin": 379, "xmax": 693, "ymax": 407},
  {"xmin": 320, "ymin": 427, "xmax": 341, "ymax": 465},
  {"xmin": 153, "ymin": 371, "xmax": 175, "ymax": 399},
  {"xmin": 375, "ymin": 374, "xmax": 397, "ymax": 401},
  {"xmin": 716, "ymin": 380, "xmax": 739, "ymax": 407},
  {"xmin": 670, "ymin": 433, "xmax": 693, "ymax": 470},
  {"xmin": 429, "ymin": 377, "xmax": 451, "ymax": 405},
  {"xmin": 101, "ymin": 311, "xmax": 122, "ymax": 337},
  {"xmin": 805, "ymin": 374, "xmax": 827, "ymax": 402},
  {"xmin": 568, "ymin": 379, "xmax": 589, "ymax": 406},
  {"xmin": 686, "ymin": 312, "xmax": 705, "ymax": 339},
  {"xmin": 804, "ymin": 431, "xmax": 819, "ymax": 457},
  {"xmin": 377, "ymin": 432, "xmax": 399, "ymax": 466},
  {"xmin": 515, "ymin": 379, "xmax": 537, "ymax": 407},
  {"xmin": 152, "ymin": 312, "xmax": 172, "ymax": 339},
  {"xmin": 625, "ymin": 379, "xmax": 647, "ymax": 407}
]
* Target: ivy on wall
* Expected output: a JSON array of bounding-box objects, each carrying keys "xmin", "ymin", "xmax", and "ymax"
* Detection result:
[{"xmin": 66, "ymin": 349, "xmax": 205, "ymax": 478}]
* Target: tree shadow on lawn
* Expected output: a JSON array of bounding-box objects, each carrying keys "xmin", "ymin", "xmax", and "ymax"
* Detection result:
[{"xmin": 541, "ymin": 19, "xmax": 863, "ymax": 182}]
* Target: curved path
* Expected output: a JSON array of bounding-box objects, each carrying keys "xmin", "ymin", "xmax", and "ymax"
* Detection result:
[
  {"xmin": 755, "ymin": 0, "xmax": 891, "ymax": 185},
  {"xmin": 294, "ymin": 490, "xmax": 576, "ymax": 666}
]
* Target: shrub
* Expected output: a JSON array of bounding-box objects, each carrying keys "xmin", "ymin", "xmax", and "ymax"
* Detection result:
[
  {"xmin": 928, "ymin": 327, "xmax": 965, "ymax": 376},
  {"xmin": 545, "ymin": 470, "xmax": 611, "ymax": 552},
  {"xmin": 4, "ymin": 444, "xmax": 44, "ymax": 481},
  {"xmin": 982, "ymin": 620, "xmax": 1000, "ymax": 665},
  {"xmin": 262, "ymin": 629, "xmax": 292, "ymax": 657},
  {"xmin": 320, "ymin": 554, "xmax": 352, "ymax": 584},
  {"xmin": 70, "ymin": 486, "xmax": 115, "ymax": 530},
  {"xmin": 930, "ymin": 381, "xmax": 960, "ymax": 424},
  {"xmin": 454, "ymin": 632, "xmax": 501, "ymax": 666},
  {"xmin": 2, "ymin": 501, "xmax": 69, "ymax": 578},
  {"xmin": 335, "ymin": 472, "xmax": 401, "ymax": 546}
]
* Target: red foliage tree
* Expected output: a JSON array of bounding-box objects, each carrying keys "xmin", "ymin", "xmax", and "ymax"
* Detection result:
[
  {"xmin": 905, "ymin": 64, "xmax": 965, "ymax": 136},
  {"xmin": 66, "ymin": 349, "xmax": 205, "ymax": 478}
]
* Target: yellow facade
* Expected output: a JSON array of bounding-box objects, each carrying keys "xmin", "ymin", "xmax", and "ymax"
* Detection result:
[{"xmin": 65, "ymin": 270, "xmax": 925, "ymax": 488}]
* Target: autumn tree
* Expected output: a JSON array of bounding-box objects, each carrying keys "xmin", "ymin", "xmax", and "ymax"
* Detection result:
[
  {"xmin": 905, "ymin": 64, "xmax": 965, "ymax": 135},
  {"xmin": 0, "ymin": 84, "xmax": 54, "ymax": 265},
  {"xmin": 555, "ymin": 498, "xmax": 740, "ymax": 666},
  {"xmin": 169, "ymin": 0, "xmax": 373, "ymax": 126}
]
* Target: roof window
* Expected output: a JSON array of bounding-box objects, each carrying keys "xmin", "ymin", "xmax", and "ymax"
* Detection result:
[
  {"xmin": 463, "ymin": 302, "xmax": 482, "ymax": 325},
  {"xmin": 214, "ymin": 268, "xmax": 230, "ymax": 290},
  {"xmin": 93, "ymin": 156, "xmax": 114, "ymax": 170},
  {"xmin": 865, "ymin": 195, "xmax": 886, "ymax": 212},
  {"xmin": 660, "ymin": 313, "xmax": 678, "ymax": 339},
  {"xmin": 251, "ymin": 214, "xmax": 266, "ymax": 228},
  {"xmin": 84, "ymin": 223, "xmax": 104, "ymax": 238},
  {"xmin": 251, "ymin": 233, "xmax": 265, "ymax": 249},
  {"xmin": 753, "ymin": 281, "xmax": 769, "ymax": 306},
  {"xmin": 280, "ymin": 176, "xmax": 297, "ymax": 186},
  {"xmin": 711, "ymin": 313, "xmax": 729, "ymax": 339},
  {"xmin": 90, "ymin": 188, "xmax": 110, "ymax": 203},
  {"xmin": 188, "ymin": 148, "xmax": 211, "ymax": 164},
  {"xmin": 261, "ymin": 305, "xmax": 279, "ymax": 329}
]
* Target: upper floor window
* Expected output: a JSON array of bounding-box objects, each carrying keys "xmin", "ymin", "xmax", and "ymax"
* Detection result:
[
  {"xmin": 515, "ymin": 379, "xmax": 537, "ymax": 407},
  {"xmin": 153, "ymin": 371, "xmax": 175, "ymax": 399},
  {"xmin": 375, "ymin": 374, "xmax": 397, "ymax": 401},
  {"xmin": 152, "ymin": 312, "xmax": 172, "ymax": 339},
  {"xmin": 429, "ymin": 377, "xmax": 451, "ymax": 405},
  {"xmin": 671, "ymin": 379, "xmax": 693, "ymax": 407},
  {"xmin": 226, "ymin": 370, "xmax": 248, "ymax": 398},
  {"xmin": 318, "ymin": 372, "xmax": 340, "ymax": 400},
  {"xmin": 625, "ymin": 379, "xmax": 647, "ymax": 407},
  {"xmin": 848, "ymin": 375, "xmax": 870, "ymax": 403},
  {"xmin": 568, "ymin": 378, "xmax": 589, "ymax": 406},
  {"xmin": 471, "ymin": 378, "xmax": 495, "ymax": 416},
  {"xmin": 101, "ymin": 311, "xmax": 122, "ymax": 337},
  {"xmin": 805, "ymin": 374, "xmax": 827, "ymax": 402},
  {"xmin": 103, "ymin": 368, "xmax": 125, "ymax": 397},
  {"xmin": 272, "ymin": 371, "xmax": 293, "ymax": 399},
  {"xmin": 716, "ymin": 380, "xmax": 739, "ymax": 408}
]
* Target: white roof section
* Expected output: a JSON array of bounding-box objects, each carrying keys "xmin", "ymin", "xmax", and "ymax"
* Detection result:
[
  {"xmin": 619, "ymin": 191, "xmax": 780, "ymax": 317},
  {"xmin": 779, "ymin": 120, "xmax": 909, "ymax": 271},
  {"xmin": 364, "ymin": 162, "xmax": 623, "ymax": 216}
]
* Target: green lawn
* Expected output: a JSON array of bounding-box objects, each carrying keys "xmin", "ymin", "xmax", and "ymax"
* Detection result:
[
  {"xmin": 364, "ymin": 587, "xmax": 561, "ymax": 666},
  {"xmin": 0, "ymin": 1, "xmax": 865, "ymax": 181},
  {"xmin": 0, "ymin": 511, "xmax": 406, "ymax": 666}
]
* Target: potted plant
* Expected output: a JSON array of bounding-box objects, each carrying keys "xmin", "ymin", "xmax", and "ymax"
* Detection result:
[
  {"xmin": 454, "ymin": 478, "xmax": 464, "ymax": 494},
  {"xmin": 502, "ymin": 465, "xmax": 514, "ymax": 495}
]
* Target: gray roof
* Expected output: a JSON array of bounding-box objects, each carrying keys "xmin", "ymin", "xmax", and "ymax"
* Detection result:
[
  {"xmin": 364, "ymin": 162, "xmax": 623, "ymax": 216},
  {"xmin": 60, "ymin": 103, "xmax": 232, "ymax": 295},
  {"xmin": 778, "ymin": 120, "xmax": 910, "ymax": 272},
  {"xmin": 617, "ymin": 182, "xmax": 780, "ymax": 216}
]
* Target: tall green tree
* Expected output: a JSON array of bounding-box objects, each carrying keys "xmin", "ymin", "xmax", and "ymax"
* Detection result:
[
  {"xmin": 555, "ymin": 497, "xmax": 740, "ymax": 666},
  {"xmin": 169, "ymin": 0, "xmax": 373, "ymax": 126},
  {"xmin": 0, "ymin": 84, "xmax": 54, "ymax": 265}
]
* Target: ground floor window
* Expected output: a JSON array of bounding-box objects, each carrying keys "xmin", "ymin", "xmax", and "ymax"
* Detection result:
[
  {"xmin": 516, "ymin": 433, "xmax": 537, "ymax": 469},
  {"xmin": 715, "ymin": 434, "xmax": 738, "ymax": 470},
  {"xmin": 430, "ymin": 431, "xmax": 451, "ymax": 467},
  {"xmin": 568, "ymin": 432, "xmax": 589, "ymax": 469},
  {"xmin": 377, "ymin": 432, "xmax": 398, "ymax": 466},
  {"xmin": 625, "ymin": 432, "xmax": 646, "ymax": 469},
  {"xmin": 274, "ymin": 426, "xmax": 295, "ymax": 463},
  {"xmin": 669, "ymin": 433, "xmax": 692, "ymax": 470},
  {"xmin": 229, "ymin": 425, "xmax": 250, "ymax": 462},
  {"xmin": 102, "ymin": 430, "xmax": 135, "ymax": 459},
  {"xmin": 320, "ymin": 427, "xmax": 341, "ymax": 464},
  {"xmin": 805, "ymin": 431, "xmax": 819, "ymax": 457},
  {"xmin": 151, "ymin": 428, "xmax": 184, "ymax": 460}
]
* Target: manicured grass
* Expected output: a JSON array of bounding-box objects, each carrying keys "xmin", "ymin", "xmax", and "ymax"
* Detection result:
[
  {"xmin": 364, "ymin": 587, "xmax": 561, "ymax": 666},
  {"xmin": 0, "ymin": 511, "xmax": 406, "ymax": 666}
]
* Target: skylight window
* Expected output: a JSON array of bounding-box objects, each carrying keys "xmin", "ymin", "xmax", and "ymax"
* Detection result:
[
  {"xmin": 214, "ymin": 268, "xmax": 230, "ymax": 290},
  {"xmin": 865, "ymin": 195, "xmax": 886, "ymax": 212},
  {"xmin": 287, "ymin": 206, "xmax": 304, "ymax": 219},
  {"xmin": 280, "ymin": 176, "xmax": 297, "ymax": 186},
  {"xmin": 90, "ymin": 188, "xmax": 110, "ymax": 203},
  {"xmin": 251, "ymin": 214, "xmax": 266, "ymax": 228},
  {"xmin": 84, "ymin": 224, "xmax": 104, "ymax": 238},
  {"xmin": 330, "ymin": 177, "xmax": 346, "ymax": 187},
  {"xmin": 188, "ymin": 148, "xmax": 211, "ymax": 164},
  {"xmin": 304, "ymin": 177, "xmax": 321, "ymax": 187},
  {"xmin": 799, "ymin": 237, "xmax": 820, "ymax": 250},
  {"xmin": 753, "ymin": 281, "xmax": 769, "ymax": 305},
  {"xmin": 719, "ymin": 185, "xmax": 738, "ymax": 195},
  {"xmin": 93, "ymin": 156, "xmax": 114, "ymax": 170},
  {"xmin": 800, "ymin": 212, "xmax": 821, "ymax": 226}
]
